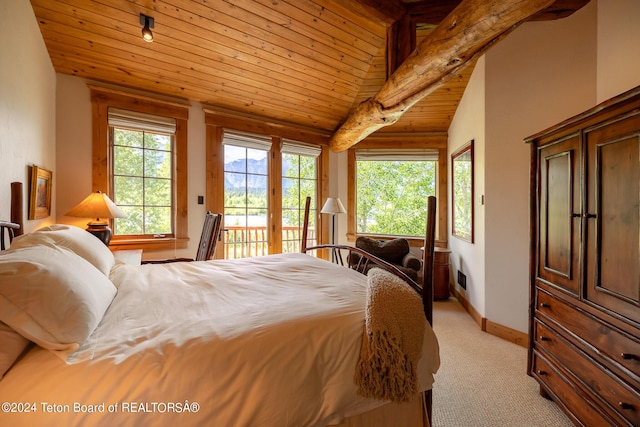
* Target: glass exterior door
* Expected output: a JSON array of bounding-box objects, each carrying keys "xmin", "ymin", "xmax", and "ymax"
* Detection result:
[{"xmin": 223, "ymin": 144, "xmax": 269, "ymax": 259}]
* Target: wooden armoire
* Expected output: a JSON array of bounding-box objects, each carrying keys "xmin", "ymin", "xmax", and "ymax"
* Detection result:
[{"xmin": 527, "ymin": 87, "xmax": 640, "ymax": 426}]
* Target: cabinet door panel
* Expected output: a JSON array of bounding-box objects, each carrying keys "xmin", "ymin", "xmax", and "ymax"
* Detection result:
[
  {"xmin": 586, "ymin": 113, "xmax": 640, "ymax": 324},
  {"xmin": 537, "ymin": 134, "xmax": 581, "ymax": 295}
]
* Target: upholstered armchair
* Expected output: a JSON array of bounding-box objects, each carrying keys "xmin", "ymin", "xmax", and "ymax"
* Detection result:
[{"xmin": 349, "ymin": 236, "xmax": 422, "ymax": 281}]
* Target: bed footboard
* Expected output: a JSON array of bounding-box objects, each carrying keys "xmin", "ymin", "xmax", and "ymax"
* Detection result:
[
  {"xmin": 304, "ymin": 244, "xmax": 421, "ymax": 294},
  {"xmin": 302, "ymin": 196, "xmax": 437, "ymax": 425}
]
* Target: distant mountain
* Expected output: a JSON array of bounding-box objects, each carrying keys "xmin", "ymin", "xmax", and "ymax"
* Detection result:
[{"xmin": 224, "ymin": 157, "xmax": 293, "ymax": 190}]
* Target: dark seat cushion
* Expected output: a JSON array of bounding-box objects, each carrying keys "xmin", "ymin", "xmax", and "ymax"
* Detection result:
[{"xmin": 355, "ymin": 237, "xmax": 410, "ymax": 265}]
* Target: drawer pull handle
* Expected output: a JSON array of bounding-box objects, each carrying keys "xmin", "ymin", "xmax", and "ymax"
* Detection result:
[
  {"xmin": 539, "ymin": 336, "xmax": 550, "ymax": 341},
  {"xmin": 540, "ymin": 303, "xmax": 550, "ymax": 308},
  {"xmin": 620, "ymin": 353, "xmax": 638, "ymax": 360},
  {"xmin": 537, "ymin": 370, "xmax": 547, "ymax": 376},
  {"xmin": 618, "ymin": 402, "xmax": 633, "ymax": 410}
]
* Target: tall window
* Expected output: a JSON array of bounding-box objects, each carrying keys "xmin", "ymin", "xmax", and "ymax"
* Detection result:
[
  {"xmin": 222, "ymin": 130, "xmax": 271, "ymax": 259},
  {"xmin": 281, "ymin": 139, "xmax": 321, "ymax": 253},
  {"xmin": 90, "ymin": 87, "xmax": 189, "ymax": 250},
  {"xmin": 355, "ymin": 149, "xmax": 438, "ymax": 237},
  {"xmin": 109, "ymin": 109, "xmax": 176, "ymax": 236}
]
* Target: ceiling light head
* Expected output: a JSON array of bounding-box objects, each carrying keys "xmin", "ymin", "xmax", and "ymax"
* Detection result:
[{"xmin": 139, "ymin": 13, "xmax": 154, "ymax": 43}]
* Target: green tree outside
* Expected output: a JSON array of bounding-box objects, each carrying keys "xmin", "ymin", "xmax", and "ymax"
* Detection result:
[
  {"xmin": 356, "ymin": 160, "xmax": 435, "ymax": 237},
  {"xmin": 112, "ymin": 128, "xmax": 173, "ymax": 235}
]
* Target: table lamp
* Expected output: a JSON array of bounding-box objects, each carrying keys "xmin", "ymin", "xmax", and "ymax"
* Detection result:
[{"xmin": 66, "ymin": 191, "xmax": 126, "ymax": 246}]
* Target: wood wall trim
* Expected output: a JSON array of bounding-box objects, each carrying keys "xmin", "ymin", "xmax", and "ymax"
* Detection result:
[
  {"xmin": 346, "ymin": 134, "xmax": 448, "ymax": 243},
  {"xmin": 485, "ymin": 319, "xmax": 529, "ymax": 348},
  {"xmin": 203, "ymin": 106, "xmax": 331, "ymax": 146},
  {"xmin": 319, "ymin": 148, "xmax": 330, "ymax": 249},
  {"xmin": 205, "ymin": 125, "xmax": 225, "ymax": 259},
  {"xmin": 87, "ymin": 85, "xmax": 191, "ymax": 113},
  {"xmin": 451, "ymin": 287, "xmax": 528, "ymax": 348},
  {"xmin": 203, "ymin": 112, "xmax": 328, "ymax": 257},
  {"xmin": 450, "ymin": 286, "xmax": 483, "ymax": 327},
  {"xmin": 270, "ymin": 138, "xmax": 283, "ymax": 254},
  {"xmin": 205, "ymin": 126, "xmax": 224, "ymax": 217},
  {"xmin": 353, "ymin": 133, "xmax": 448, "ymax": 148},
  {"xmin": 89, "ymin": 86, "xmax": 189, "ymax": 250}
]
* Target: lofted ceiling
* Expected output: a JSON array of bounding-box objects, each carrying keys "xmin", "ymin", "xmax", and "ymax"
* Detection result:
[{"xmin": 30, "ymin": 0, "xmax": 589, "ymax": 142}]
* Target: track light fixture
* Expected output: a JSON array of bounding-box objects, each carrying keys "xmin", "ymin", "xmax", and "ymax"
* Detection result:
[{"xmin": 140, "ymin": 13, "xmax": 154, "ymax": 43}]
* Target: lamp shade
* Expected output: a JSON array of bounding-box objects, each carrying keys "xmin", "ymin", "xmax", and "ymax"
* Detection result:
[
  {"xmin": 66, "ymin": 191, "xmax": 126, "ymax": 224},
  {"xmin": 320, "ymin": 197, "xmax": 346, "ymax": 215}
]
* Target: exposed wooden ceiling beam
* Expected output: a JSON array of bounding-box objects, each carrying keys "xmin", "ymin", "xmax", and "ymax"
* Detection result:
[
  {"xmin": 329, "ymin": 0, "xmax": 557, "ymax": 152},
  {"xmin": 386, "ymin": 0, "xmax": 589, "ymax": 77},
  {"xmin": 386, "ymin": 1, "xmax": 464, "ymax": 77}
]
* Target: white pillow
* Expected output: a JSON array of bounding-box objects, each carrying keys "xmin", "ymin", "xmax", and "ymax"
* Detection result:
[
  {"xmin": 0, "ymin": 245, "xmax": 116, "ymax": 361},
  {"xmin": 0, "ymin": 321, "xmax": 30, "ymax": 379},
  {"xmin": 10, "ymin": 224, "xmax": 115, "ymax": 276}
]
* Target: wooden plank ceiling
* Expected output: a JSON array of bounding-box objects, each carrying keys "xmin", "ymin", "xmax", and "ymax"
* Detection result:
[{"xmin": 30, "ymin": 0, "xmax": 589, "ymax": 143}]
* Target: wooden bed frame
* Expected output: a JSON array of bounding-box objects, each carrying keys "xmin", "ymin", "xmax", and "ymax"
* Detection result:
[
  {"xmin": 302, "ymin": 195, "xmax": 437, "ymax": 424},
  {"xmin": 1, "ymin": 185, "xmax": 436, "ymax": 427}
]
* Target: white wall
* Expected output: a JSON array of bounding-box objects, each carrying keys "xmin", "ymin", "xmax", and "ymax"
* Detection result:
[
  {"xmin": 55, "ymin": 74, "xmax": 92, "ymax": 229},
  {"xmin": 330, "ymin": 150, "xmax": 349, "ymax": 245},
  {"xmin": 596, "ymin": 0, "xmax": 640, "ymax": 101},
  {"xmin": 0, "ymin": 0, "xmax": 56, "ymax": 231},
  {"xmin": 448, "ymin": 56, "xmax": 486, "ymax": 316},
  {"xmin": 483, "ymin": 2, "xmax": 597, "ymax": 332},
  {"xmin": 449, "ymin": 0, "xmax": 640, "ymax": 333}
]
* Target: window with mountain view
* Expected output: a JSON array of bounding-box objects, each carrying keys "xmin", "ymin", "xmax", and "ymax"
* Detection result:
[
  {"xmin": 222, "ymin": 131, "xmax": 271, "ymax": 259},
  {"xmin": 220, "ymin": 131, "xmax": 321, "ymax": 259}
]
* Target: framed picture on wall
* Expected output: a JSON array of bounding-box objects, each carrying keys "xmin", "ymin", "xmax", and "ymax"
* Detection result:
[
  {"xmin": 451, "ymin": 140, "xmax": 474, "ymax": 242},
  {"xmin": 29, "ymin": 165, "xmax": 52, "ymax": 220}
]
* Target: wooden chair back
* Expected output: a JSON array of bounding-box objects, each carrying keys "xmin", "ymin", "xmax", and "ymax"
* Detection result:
[
  {"xmin": 0, "ymin": 221, "xmax": 20, "ymax": 251},
  {"xmin": 195, "ymin": 212, "xmax": 223, "ymax": 261}
]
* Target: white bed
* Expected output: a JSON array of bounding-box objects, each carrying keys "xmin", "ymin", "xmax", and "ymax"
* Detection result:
[{"xmin": 0, "ymin": 223, "xmax": 439, "ymax": 427}]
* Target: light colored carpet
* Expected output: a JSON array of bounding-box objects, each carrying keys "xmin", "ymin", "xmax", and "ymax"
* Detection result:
[{"xmin": 431, "ymin": 298, "xmax": 573, "ymax": 427}]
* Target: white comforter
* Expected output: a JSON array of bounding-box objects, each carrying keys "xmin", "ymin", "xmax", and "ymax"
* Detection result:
[{"xmin": 0, "ymin": 253, "xmax": 439, "ymax": 427}]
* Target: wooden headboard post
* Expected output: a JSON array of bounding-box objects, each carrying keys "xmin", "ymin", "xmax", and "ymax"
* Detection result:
[
  {"xmin": 421, "ymin": 196, "xmax": 436, "ymax": 425},
  {"xmin": 301, "ymin": 196, "xmax": 311, "ymax": 252},
  {"xmin": 422, "ymin": 196, "xmax": 436, "ymax": 326},
  {"xmin": 11, "ymin": 181, "xmax": 24, "ymax": 236}
]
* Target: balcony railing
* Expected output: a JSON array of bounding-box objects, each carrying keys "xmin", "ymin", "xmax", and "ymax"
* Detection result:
[{"xmin": 223, "ymin": 226, "xmax": 316, "ymax": 259}]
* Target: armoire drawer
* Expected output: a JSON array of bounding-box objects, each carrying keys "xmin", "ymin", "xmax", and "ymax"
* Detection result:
[
  {"xmin": 535, "ymin": 321, "xmax": 640, "ymax": 426},
  {"xmin": 532, "ymin": 351, "xmax": 616, "ymax": 426},
  {"xmin": 535, "ymin": 287, "xmax": 640, "ymax": 382}
]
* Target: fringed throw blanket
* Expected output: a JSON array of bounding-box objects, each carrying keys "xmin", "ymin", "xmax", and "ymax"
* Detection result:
[{"xmin": 354, "ymin": 268, "xmax": 425, "ymax": 402}]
